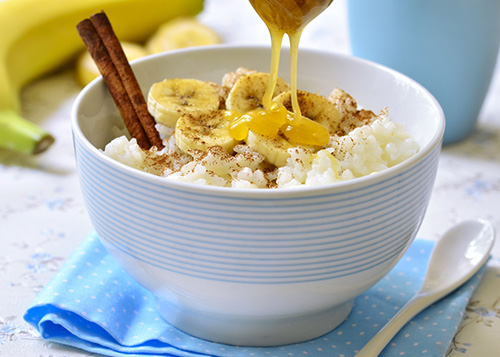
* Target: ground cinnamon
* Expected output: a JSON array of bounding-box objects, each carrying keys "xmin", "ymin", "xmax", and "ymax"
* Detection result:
[{"xmin": 76, "ymin": 12, "xmax": 164, "ymax": 150}]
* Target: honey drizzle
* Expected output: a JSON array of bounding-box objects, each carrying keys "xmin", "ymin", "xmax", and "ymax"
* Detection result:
[{"xmin": 229, "ymin": 0, "xmax": 333, "ymax": 147}]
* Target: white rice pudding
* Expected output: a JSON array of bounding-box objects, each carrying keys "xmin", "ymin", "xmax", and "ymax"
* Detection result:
[{"xmin": 104, "ymin": 71, "xmax": 419, "ymax": 189}]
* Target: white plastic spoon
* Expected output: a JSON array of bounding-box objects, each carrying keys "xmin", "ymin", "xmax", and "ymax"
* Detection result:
[{"xmin": 356, "ymin": 219, "xmax": 495, "ymax": 357}]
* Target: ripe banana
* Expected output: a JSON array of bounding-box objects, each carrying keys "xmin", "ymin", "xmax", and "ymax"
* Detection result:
[
  {"xmin": 148, "ymin": 78, "xmax": 221, "ymax": 127},
  {"xmin": 226, "ymin": 72, "xmax": 290, "ymax": 113},
  {"xmin": 174, "ymin": 110, "xmax": 239, "ymax": 154},
  {"xmin": 0, "ymin": 0, "xmax": 204, "ymax": 155},
  {"xmin": 146, "ymin": 17, "xmax": 221, "ymax": 54}
]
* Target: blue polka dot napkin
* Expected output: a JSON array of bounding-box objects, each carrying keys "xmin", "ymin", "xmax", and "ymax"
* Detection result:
[{"xmin": 24, "ymin": 232, "xmax": 486, "ymax": 357}]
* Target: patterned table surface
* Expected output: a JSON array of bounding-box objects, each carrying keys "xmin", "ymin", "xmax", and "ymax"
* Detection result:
[{"xmin": 1, "ymin": 0, "xmax": 499, "ymax": 356}]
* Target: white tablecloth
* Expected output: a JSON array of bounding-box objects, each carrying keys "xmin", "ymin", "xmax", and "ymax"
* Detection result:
[{"xmin": 1, "ymin": 0, "xmax": 499, "ymax": 355}]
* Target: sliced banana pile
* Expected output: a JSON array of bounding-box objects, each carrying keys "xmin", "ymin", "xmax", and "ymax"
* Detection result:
[{"xmin": 147, "ymin": 68, "xmax": 373, "ymax": 168}]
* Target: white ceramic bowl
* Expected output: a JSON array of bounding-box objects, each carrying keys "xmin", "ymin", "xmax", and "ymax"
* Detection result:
[{"xmin": 72, "ymin": 45, "xmax": 445, "ymax": 346}]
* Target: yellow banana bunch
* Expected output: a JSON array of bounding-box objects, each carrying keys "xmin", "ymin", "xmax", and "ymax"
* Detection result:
[
  {"xmin": 148, "ymin": 70, "xmax": 338, "ymax": 168},
  {"xmin": 0, "ymin": 0, "xmax": 204, "ymax": 155}
]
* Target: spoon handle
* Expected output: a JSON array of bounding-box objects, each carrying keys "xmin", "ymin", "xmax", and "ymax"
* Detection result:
[{"xmin": 356, "ymin": 293, "xmax": 433, "ymax": 356}]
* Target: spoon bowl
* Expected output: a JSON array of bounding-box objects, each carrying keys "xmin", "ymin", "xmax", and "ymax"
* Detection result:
[
  {"xmin": 422, "ymin": 219, "xmax": 495, "ymax": 295},
  {"xmin": 356, "ymin": 219, "xmax": 495, "ymax": 356}
]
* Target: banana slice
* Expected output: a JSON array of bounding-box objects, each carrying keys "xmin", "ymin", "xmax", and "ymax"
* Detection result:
[
  {"xmin": 221, "ymin": 67, "xmax": 257, "ymax": 89},
  {"xmin": 273, "ymin": 90, "xmax": 340, "ymax": 135},
  {"xmin": 146, "ymin": 17, "xmax": 221, "ymax": 54},
  {"xmin": 148, "ymin": 78, "xmax": 220, "ymax": 127},
  {"xmin": 175, "ymin": 110, "xmax": 239, "ymax": 154},
  {"xmin": 245, "ymin": 130, "xmax": 294, "ymax": 167},
  {"xmin": 328, "ymin": 88, "xmax": 358, "ymax": 119},
  {"xmin": 219, "ymin": 67, "xmax": 257, "ymax": 104},
  {"xmin": 329, "ymin": 88, "xmax": 376, "ymax": 135},
  {"xmin": 76, "ymin": 41, "xmax": 148, "ymax": 87},
  {"xmin": 226, "ymin": 72, "xmax": 290, "ymax": 113}
]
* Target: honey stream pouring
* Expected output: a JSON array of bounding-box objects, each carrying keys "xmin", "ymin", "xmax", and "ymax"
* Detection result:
[{"xmin": 232, "ymin": 0, "xmax": 334, "ymax": 147}]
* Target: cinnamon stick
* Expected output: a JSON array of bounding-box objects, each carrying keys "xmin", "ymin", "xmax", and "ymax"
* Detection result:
[
  {"xmin": 76, "ymin": 19, "xmax": 151, "ymax": 149},
  {"xmin": 89, "ymin": 11, "xmax": 164, "ymax": 149}
]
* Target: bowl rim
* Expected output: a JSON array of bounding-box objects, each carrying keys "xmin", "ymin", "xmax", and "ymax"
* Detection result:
[{"xmin": 71, "ymin": 44, "xmax": 445, "ymax": 198}]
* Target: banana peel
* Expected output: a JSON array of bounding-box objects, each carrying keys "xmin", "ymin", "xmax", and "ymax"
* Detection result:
[{"xmin": 0, "ymin": 0, "xmax": 205, "ymax": 155}]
